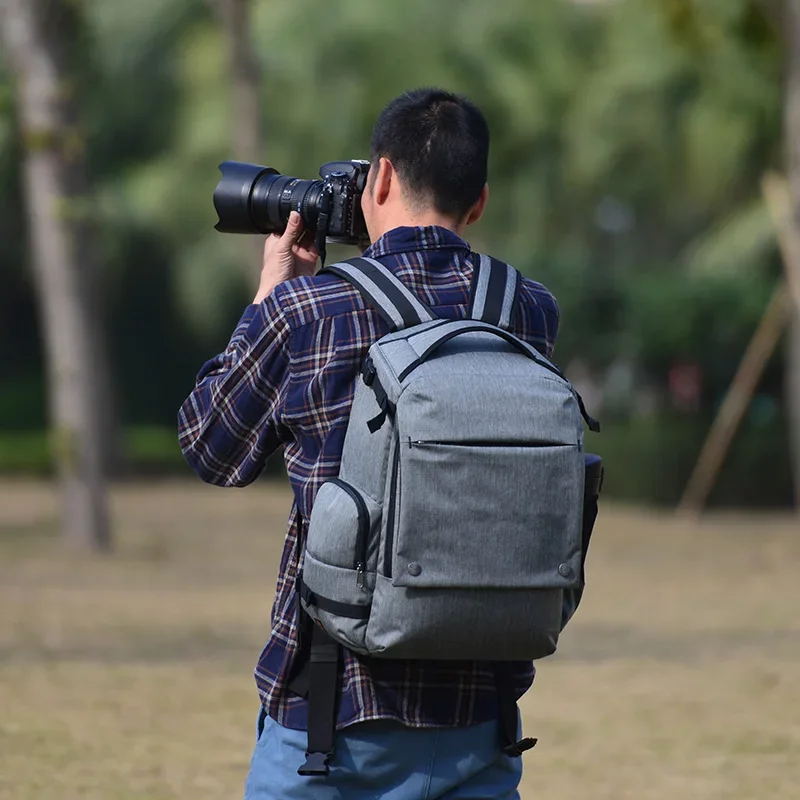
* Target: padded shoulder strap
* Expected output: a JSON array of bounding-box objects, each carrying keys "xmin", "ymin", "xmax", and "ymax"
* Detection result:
[
  {"xmin": 321, "ymin": 256, "xmax": 436, "ymax": 332},
  {"xmin": 468, "ymin": 254, "xmax": 521, "ymax": 330}
]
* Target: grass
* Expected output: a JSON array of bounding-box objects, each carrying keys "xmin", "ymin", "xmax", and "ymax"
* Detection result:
[{"xmin": 1, "ymin": 480, "xmax": 799, "ymax": 799}]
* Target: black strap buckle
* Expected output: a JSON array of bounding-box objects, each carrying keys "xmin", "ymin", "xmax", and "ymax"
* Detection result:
[
  {"xmin": 361, "ymin": 357, "xmax": 376, "ymax": 386},
  {"xmin": 502, "ymin": 737, "xmax": 538, "ymax": 758},
  {"xmin": 297, "ymin": 750, "xmax": 331, "ymax": 777}
]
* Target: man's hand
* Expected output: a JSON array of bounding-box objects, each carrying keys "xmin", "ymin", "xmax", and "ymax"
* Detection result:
[{"xmin": 254, "ymin": 211, "xmax": 319, "ymax": 304}]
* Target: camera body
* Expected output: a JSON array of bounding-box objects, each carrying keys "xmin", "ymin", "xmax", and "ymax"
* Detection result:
[
  {"xmin": 317, "ymin": 160, "xmax": 371, "ymax": 245},
  {"xmin": 213, "ymin": 159, "xmax": 370, "ymax": 248}
]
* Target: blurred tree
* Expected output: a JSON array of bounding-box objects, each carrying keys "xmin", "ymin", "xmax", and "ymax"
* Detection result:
[
  {"xmin": 786, "ymin": 0, "xmax": 800, "ymax": 505},
  {"xmin": 0, "ymin": 0, "xmax": 112, "ymax": 549},
  {"xmin": 0, "ymin": 0, "xmax": 795, "ymax": 505},
  {"xmin": 207, "ymin": 0, "xmax": 264, "ymax": 272},
  {"xmin": 207, "ymin": 0, "xmax": 262, "ymax": 161},
  {"xmin": 90, "ymin": 0, "xmax": 783, "ymax": 385}
]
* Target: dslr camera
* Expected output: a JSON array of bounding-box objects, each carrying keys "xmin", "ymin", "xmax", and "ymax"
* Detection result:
[{"xmin": 213, "ymin": 160, "xmax": 371, "ymax": 254}]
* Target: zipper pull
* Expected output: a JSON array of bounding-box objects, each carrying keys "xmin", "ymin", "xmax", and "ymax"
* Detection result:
[{"xmin": 356, "ymin": 562, "xmax": 365, "ymax": 590}]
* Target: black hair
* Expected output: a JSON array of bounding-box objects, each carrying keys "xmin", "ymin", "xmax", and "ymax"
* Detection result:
[{"xmin": 369, "ymin": 87, "xmax": 490, "ymax": 219}]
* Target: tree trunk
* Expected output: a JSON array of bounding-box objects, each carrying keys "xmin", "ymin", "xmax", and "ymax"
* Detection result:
[
  {"xmin": 788, "ymin": 310, "xmax": 800, "ymax": 508},
  {"xmin": 786, "ymin": 2, "xmax": 800, "ymax": 509},
  {"xmin": 209, "ymin": 0, "xmax": 264, "ymax": 268},
  {"xmin": 1, "ymin": 0, "xmax": 112, "ymax": 549},
  {"xmin": 210, "ymin": 0, "xmax": 263, "ymax": 161}
]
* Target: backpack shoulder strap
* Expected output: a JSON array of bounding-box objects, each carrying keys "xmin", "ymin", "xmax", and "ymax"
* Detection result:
[
  {"xmin": 321, "ymin": 256, "xmax": 437, "ymax": 331},
  {"xmin": 468, "ymin": 254, "xmax": 521, "ymax": 330}
]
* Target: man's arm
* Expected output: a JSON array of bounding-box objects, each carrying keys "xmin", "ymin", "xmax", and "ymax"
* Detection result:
[
  {"xmin": 178, "ymin": 211, "xmax": 318, "ymax": 487},
  {"xmin": 177, "ymin": 295, "xmax": 291, "ymax": 487},
  {"xmin": 519, "ymin": 278, "xmax": 560, "ymax": 360}
]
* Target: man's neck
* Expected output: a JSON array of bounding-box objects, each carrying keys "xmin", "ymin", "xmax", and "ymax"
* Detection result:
[{"xmin": 372, "ymin": 213, "xmax": 463, "ymax": 241}]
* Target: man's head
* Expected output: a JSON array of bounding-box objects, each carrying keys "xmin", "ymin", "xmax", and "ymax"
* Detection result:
[{"xmin": 361, "ymin": 88, "xmax": 490, "ymax": 242}]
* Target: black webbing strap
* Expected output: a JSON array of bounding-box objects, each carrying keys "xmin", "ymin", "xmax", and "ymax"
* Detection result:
[
  {"xmin": 361, "ymin": 356, "xmax": 398, "ymax": 433},
  {"xmin": 286, "ymin": 519, "xmax": 312, "ymax": 699},
  {"xmin": 581, "ymin": 454, "xmax": 603, "ymax": 582},
  {"xmin": 296, "ymin": 623, "xmax": 341, "ymax": 777},
  {"xmin": 321, "ymin": 256, "xmax": 437, "ymax": 331},
  {"xmin": 494, "ymin": 663, "xmax": 538, "ymax": 758},
  {"xmin": 468, "ymin": 254, "xmax": 521, "ymax": 330},
  {"xmin": 299, "ymin": 579, "xmax": 371, "ymax": 619},
  {"xmin": 576, "ymin": 392, "xmax": 601, "ymax": 434}
]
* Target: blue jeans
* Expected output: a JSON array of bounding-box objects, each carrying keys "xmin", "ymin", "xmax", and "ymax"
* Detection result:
[{"xmin": 243, "ymin": 708, "xmax": 522, "ymax": 800}]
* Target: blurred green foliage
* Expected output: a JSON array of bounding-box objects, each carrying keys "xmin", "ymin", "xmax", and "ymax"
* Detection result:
[
  {"xmin": 0, "ymin": 428, "xmax": 185, "ymax": 476},
  {"xmin": 0, "ymin": 416, "xmax": 789, "ymax": 509},
  {"xmin": 0, "ymin": 0, "xmax": 791, "ymax": 504}
]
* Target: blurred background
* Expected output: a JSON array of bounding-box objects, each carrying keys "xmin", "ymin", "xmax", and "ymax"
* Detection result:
[{"xmin": 1, "ymin": 1, "xmax": 799, "ymax": 798}]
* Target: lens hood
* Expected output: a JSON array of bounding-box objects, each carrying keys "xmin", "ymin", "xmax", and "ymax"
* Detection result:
[{"xmin": 213, "ymin": 161, "xmax": 279, "ymax": 234}]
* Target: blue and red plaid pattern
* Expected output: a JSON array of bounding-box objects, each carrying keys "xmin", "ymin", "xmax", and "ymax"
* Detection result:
[{"xmin": 178, "ymin": 225, "xmax": 560, "ymax": 731}]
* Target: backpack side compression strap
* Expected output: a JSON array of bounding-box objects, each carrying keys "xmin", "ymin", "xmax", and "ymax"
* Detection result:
[
  {"xmin": 294, "ymin": 623, "xmax": 341, "ymax": 777},
  {"xmin": 468, "ymin": 254, "xmax": 521, "ymax": 330},
  {"xmin": 321, "ymin": 256, "xmax": 437, "ymax": 331}
]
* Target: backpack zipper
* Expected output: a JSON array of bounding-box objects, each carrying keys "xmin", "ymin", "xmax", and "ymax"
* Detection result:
[
  {"xmin": 328, "ymin": 478, "xmax": 369, "ymax": 590},
  {"xmin": 383, "ymin": 441, "xmax": 401, "ymax": 579}
]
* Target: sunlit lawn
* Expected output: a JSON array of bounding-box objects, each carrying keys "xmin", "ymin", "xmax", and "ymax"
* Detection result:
[{"xmin": 1, "ymin": 480, "xmax": 799, "ymax": 799}]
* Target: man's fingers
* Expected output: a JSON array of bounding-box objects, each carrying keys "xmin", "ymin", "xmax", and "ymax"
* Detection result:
[{"xmin": 280, "ymin": 211, "xmax": 303, "ymax": 247}]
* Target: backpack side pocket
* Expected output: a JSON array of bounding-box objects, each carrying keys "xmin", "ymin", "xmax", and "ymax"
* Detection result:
[{"xmin": 303, "ymin": 480, "xmax": 382, "ymax": 654}]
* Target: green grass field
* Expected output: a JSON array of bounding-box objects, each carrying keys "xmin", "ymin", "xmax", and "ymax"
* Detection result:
[{"xmin": 1, "ymin": 480, "xmax": 799, "ymax": 799}]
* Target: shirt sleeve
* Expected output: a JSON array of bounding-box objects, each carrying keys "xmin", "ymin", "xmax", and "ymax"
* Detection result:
[
  {"xmin": 177, "ymin": 292, "xmax": 292, "ymax": 487},
  {"xmin": 538, "ymin": 287, "xmax": 559, "ymax": 359},
  {"xmin": 518, "ymin": 278, "xmax": 560, "ymax": 360}
]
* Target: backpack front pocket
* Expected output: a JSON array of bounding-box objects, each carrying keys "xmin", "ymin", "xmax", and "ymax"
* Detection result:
[{"xmin": 390, "ymin": 440, "xmax": 584, "ymax": 590}]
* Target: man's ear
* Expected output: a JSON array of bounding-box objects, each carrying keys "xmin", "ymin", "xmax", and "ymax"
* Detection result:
[
  {"xmin": 465, "ymin": 184, "xmax": 489, "ymax": 226},
  {"xmin": 373, "ymin": 157, "xmax": 394, "ymax": 206}
]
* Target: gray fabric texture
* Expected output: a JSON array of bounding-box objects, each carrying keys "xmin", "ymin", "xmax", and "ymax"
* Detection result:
[
  {"xmin": 305, "ymin": 480, "xmax": 382, "ymax": 571},
  {"xmin": 364, "ymin": 576, "xmax": 561, "ymax": 660},
  {"xmin": 303, "ymin": 257, "xmax": 588, "ymax": 662}
]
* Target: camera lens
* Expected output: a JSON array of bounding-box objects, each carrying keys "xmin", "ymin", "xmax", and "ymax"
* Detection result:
[{"xmin": 213, "ymin": 161, "xmax": 325, "ymax": 235}]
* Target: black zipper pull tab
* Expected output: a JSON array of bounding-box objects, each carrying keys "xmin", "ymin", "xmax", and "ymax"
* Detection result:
[{"xmin": 356, "ymin": 562, "xmax": 365, "ymax": 590}]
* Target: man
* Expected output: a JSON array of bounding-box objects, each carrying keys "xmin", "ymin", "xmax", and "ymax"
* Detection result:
[{"xmin": 179, "ymin": 87, "xmax": 560, "ymax": 800}]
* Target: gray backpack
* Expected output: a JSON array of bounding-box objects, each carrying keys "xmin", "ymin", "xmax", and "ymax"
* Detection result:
[{"xmin": 292, "ymin": 255, "xmax": 601, "ymax": 777}]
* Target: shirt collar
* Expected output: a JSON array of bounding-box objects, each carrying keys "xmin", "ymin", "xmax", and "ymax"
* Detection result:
[{"xmin": 362, "ymin": 225, "xmax": 471, "ymax": 260}]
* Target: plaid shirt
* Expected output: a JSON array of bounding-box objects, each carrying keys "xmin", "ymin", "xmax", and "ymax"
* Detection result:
[{"xmin": 178, "ymin": 225, "xmax": 560, "ymax": 731}]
